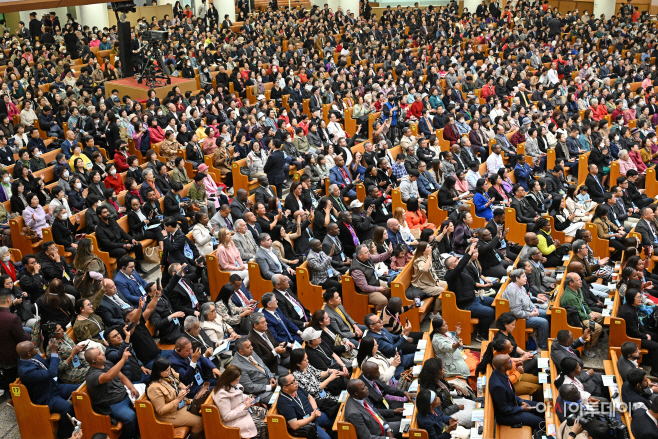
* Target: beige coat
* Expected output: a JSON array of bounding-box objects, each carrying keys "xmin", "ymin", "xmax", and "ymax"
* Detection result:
[
  {"xmin": 146, "ymin": 372, "xmax": 204, "ymax": 433},
  {"xmin": 411, "ymin": 256, "xmax": 444, "ymax": 295},
  {"xmin": 213, "ymin": 385, "xmax": 257, "ymax": 438}
]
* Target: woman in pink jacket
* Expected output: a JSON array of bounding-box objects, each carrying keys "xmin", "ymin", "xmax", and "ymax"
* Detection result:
[
  {"xmin": 618, "ymin": 149, "xmax": 639, "ymax": 176},
  {"xmin": 215, "ymin": 227, "xmax": 249, "ymax": 285},
  {"xmin": 198, "ymin": 163, "xmax": 223, "ymax": 209}
]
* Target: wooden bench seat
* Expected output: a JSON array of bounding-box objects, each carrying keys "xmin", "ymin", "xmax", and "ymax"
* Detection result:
[
  {"xmin": 440, "ymin": 290, "xmax": 479, "ymax": 346},
  {"xmin": 135, "ymin": 393, "xmax": 190, "ymax": 439},
  {"xmin": 9, "ymin": 379, "xmax": 61, "ymax": 439},
  {"xmin": 200, "ymin": 393, "xmax": 242, "ymax": 439},
  {"xmin": 72, "ymin": 383, "xmax": 123, "ymax": 439},
  {"xmin": 390, "ymin": 260, "xmax": 431, "ymax": 331},
  {"xmin": 296, "ymin": 259, "xmax": 325, "ymax": 313}
]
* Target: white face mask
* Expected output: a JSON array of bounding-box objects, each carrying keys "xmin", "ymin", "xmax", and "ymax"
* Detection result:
[
  {"xmin": 61, "ymin": 213, "xmax": 68, "ymax": 220},
  {"xmin": 1, "ymin": 256, "xmax": 9, "ymax": 262},
  {"xmin": 3, "ymin": 177, "xmax": 9, "ymax": 183},
  {"xmin": 35, "ymin": 151, "xmax": 41, "ymax": 157},
  {"xmin": 157, "ymin": 110, "xmax": 163, "ymax": 115},
  {"xmin": 615, "ymin": 136, "xmax": 620, "ymax": 141},
  {"xmin": 97, "ymin": 201, "xmax": 103, "ymax": 208},
  {"xmin": 63, "ymin": 171, "xmax": 69, "ymax": 178},
  {"xmin": 75, "ymin": 183, "xmax": 82, "ymax": 190},
  {"xmin": 110, "ymin": 169, "xmax": 116, "ymax": 176}
]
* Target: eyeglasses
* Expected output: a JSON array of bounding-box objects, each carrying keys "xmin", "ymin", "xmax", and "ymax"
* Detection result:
[{"xmin": 284, "ymin": 378, "xmax": 297, "ymax": 387}]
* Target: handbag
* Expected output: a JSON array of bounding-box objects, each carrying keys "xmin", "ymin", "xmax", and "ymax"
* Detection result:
[
  {"xmin": 144, "ymin": 246, "xmax": 160, "ymax": 264},
  {"xmin": 396, "ymin": 369, "xmax": 414, "ymax": 391},
  {"xmin": 187, "ymin": 381, "xmax": 211, "ymax": 416},
  {"xmin": 288, "ymin": 422, "xmax": 319, "ymax": 439}
]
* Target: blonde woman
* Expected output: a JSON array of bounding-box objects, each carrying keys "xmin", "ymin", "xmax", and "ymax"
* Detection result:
[
  {"xmin": 215, "ymin": 227, "xmax": 249, "ymax": 284},
  {"xmin": 393, "ymin": 207, "xmax": 419, "ymax": 244}
]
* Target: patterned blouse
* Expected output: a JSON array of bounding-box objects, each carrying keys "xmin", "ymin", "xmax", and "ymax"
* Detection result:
[
  {"xmin": 215, "ymin": 299, "xmax": 247, "ymax": 326},
  {"xmin": 292, "ymin": 364, "xmax": 338, "ymax": 402},
  {"xmin": 45, "ymin": 333, "xmax": 90, "ymax": 384}
]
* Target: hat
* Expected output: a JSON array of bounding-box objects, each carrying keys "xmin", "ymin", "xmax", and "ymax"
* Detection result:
[
  {"xmin": 301, "ymin": 327, "xmax": 322, "ymax": 342},
  {"xmin": 257, "ymin": 94, "xmax": 266, "ymax": 101},
  {"xmin": 349, "ymin": 200, "xmax": 364, "ymax": 209},
  {"xmin": 198, "ymin": 164, "xmax": 209, "ymax": 172},
  {"xmin": 257, "ymin": 112, "xmax": 265, "ymax": 120},
  {"xmin": 421, "ymin": 93, "xmax": 428, "ymax": 99},
  {"xmin": 631, "ymin": 128, "xmax": 640, "ymax": 135}
]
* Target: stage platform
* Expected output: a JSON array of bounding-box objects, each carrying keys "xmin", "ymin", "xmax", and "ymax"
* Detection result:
[{"xmin": 104, "ymin": 76, "xmax": 198, "ymax": 101}]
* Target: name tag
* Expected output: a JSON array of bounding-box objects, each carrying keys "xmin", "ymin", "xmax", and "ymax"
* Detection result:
[
  {"xmin": 121, "ymin": 303, "xmax": 131, "ymax": 309},
  {"xmin": 138, "ymin": 285, "xmax": 146, "ymax": 295},
  {"xmin": 211, "ymin": 236, "xmax": 218, "ymax": 245},
  {"xmin": 85, "ymin": 163, "xmax": 92, "ymax": 170},
  {"xmin": 71, "ymin": 355, "xmax": 81, "ymax": 368},
  {"xmin": 340, "ymin": 252, "xmax": 346, "ymax": 261},
  {"xmin": 63, "ymin": 270, "xmax": 70, "ymax": 281},
  {"xmin": 183, "ymin": 243, "xmax": 194, "ymax": 259},
  {"xmin": 194, "ymin": 372, "xmax": 203, "ymax": 385},
  {"xmin": 173, "ymin": 318, "xmax": 180, "ymax": 325},
  {"xmin": 318, "ymin": 390, "xmax": 327, "ymax": 398},
  {"xmin": 178, "ymin": 399, "xmax": 186, "ymax": 409}
]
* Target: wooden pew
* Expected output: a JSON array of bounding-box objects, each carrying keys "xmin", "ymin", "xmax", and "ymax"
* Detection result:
[
  {"xmin": 135, "ymin": 393, "xmax": 191, "ymax": 439},
  {"xmin": 266, "ymin": 398, "xmax": 304, "ymax": 439},
  {"xmin": 340, "ymin": 272, "xmax": 374, "ymax": 327},
  {"xmin": 72, "ymin": 383, "xmax": 123, "ymax": 439},
  {"xmin": 295, "ymin": 259, "xmax": 325, "ymax": 313},
  {"xmin": 9, "ymin": 215, "xmax": 43, "ymax": 261},
  {"xmin": 504, "ymin": 207, "xmax": 527, "ymax": 247},
  {"xmin": 247, "ymin": 260, "xmax": 273, "ymax": 301},
  {"xmin": 390, "ymin": 260, "xmax": 432, "ymax": 332},
  {"xmin": 440, "ymin": 290, "xmax": 479, "ymax": 346},
  {"xmin": 205, "ymin": 253, "xmax": 231, "ymax": 302},
  {"xmin": 9, "ymin": 379, "xmax": 61, "ymax": 439},
  {"xmin": 200, "ymin": 393, "xmax": 243, "ymax": 439}
]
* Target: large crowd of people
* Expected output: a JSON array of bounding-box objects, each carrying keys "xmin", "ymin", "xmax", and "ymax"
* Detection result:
[{"xmin": 1, "ymin": 0, "xmax": 658, "ymax": 438}]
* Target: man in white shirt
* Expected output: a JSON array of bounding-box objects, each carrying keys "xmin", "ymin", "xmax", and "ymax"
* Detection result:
[
  {"xmin": 465, "ymin": 162, "xmax": 482, "ymax": 191},
  {"xmin": 547, "ymin": 66, "xmax": 560, "ymax": 87},
  {"xmin": 486, "ymin": 144, "xmax": 505, "ymax": 176},
  {"xmin": 327, "ymin": 113, "xmax": 346, "ymax": 140}
]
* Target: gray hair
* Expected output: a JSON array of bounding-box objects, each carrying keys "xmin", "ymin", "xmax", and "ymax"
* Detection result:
[
  {"xmin": 249, "ymin": 312, "xmax": 265, "ymax": 327},
  {"xmin": 261, "ymin": 292, "xmax": 275, "ymax": 307},
  {"xmin": 271, "ymin": 274, "xmax": 284, "ymax": 288},
  {"xmin": 329, "ymin": 183, "xmax": 339, "ymax": 193},
  {"xmin": 0, "ymin": 246, "xmax": 9, "ymax": 257},
  {"xmin": 509, "ymin": 268, "xmax": 525, "ymax": 282},
  {"xmin": 199, "ymin": 302, "xmax": 215, "ymax": 322},
  {"xmin": 572, "ymin": 239, "xmax": 587, "ymax": 253},
  {"xmin": 52, "ymin": 205, "xmax": 65, "ymax": 219},
  {"xmin": 235, "ymin": 219, "xmax": 246, "ymax": 228},
  {"xmin": 590, "ymin": 98, "xmax": 598, "ymax": 105},
  {"xmin": 619, "ymin": 149, "xmax": 629, "ymax": 158},
  {"xmin": 143, "ymin": 168, "xmax": 155, "ymax": 178},
  {"xmin": 184, "ymin": 315, "xmax": 199, "ymax": 331}
]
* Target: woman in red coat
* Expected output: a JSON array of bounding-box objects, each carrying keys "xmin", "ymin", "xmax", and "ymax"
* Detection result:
[
  {"xmin": 149, "ymin": 117, "xmax": 165, "ymax": 145},
  {"xmin": 103, "ymin": 163, "xmax": 126, "ymax": 193},
  {"xmin": 113, "ymin": 143, "xmax": 130, "ymax": 172}
]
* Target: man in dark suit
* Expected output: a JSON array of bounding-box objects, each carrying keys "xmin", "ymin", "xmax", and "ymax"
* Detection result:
[
  {"xmin": 617, "ymin": 341, "xmax": 655, "ymax": 383},
  {"xmin": 17, "ymin": 339, "xmax": 77, "ymax": 438},
  {"xmin": 146, "ymin": 282, "xmax": 184, "ymax": 345},
  {"xmin": 485, "ymin": 208, "xmax": 521, "ymax": 261},
  {"xmin": 162, "ymin": 217, "xmax": 203, "ymax": 283},
  {"xmin": 631, "ymin": 400, "xmax": 658, "ymax": 439},
  {"xmin": 97, "ymin": 279, "xmax": 133, "ymax": 327},
  {"xmin": 17, "ymin": 21, "xmax": 30, "ymax": 41},
  {"xmin": 345, "ymin": 379, "xmax": 400, "ymax": 439},
  {"xmin": 261, "ymin": 292, "xmax": 303, "ymax": 344},
  {"xmin": 244, "ymin": 211, "xmax": 263, "ymax": 242},
  {"xmin": 475, "ymin": 228, "xmax": 509, "ymax": 278},
  {"xmin": 248, "ymin": 312, "xmax": 290, "ymax": 375},
  {"xmin": 323, "ymin": 223, "xmax": 351, "ymax": 275},
  {"xmin": 585, "ymin": 164, "xmax": 606, "ymax": 203},
  {"xmin": 293, "ymin": 210, "xmax": 315, "ymax": 256},
  {"xmin": 361, "ymin": 361, "xmax": 413, "ymax": 417},
  {"xmin": 230, "ymin": 188, "xmax": 252, "ymax": 220},
  {"xmin": 510, "ymin": 184, "xmax": 540, "ymax": 230},
  {"xmin": 163, "ymin": 181, "xmax": 193, "ymax": 233},
  {"xmin": 272, "ymin": 275, "xmax": 310, "ymax": 330},
  {"xmin": 550, "ymin": 329, "xmax": 605, "ymax": 396},
  {"xmin": 350, "ymin": 201, "xmax": 377, "ymax": 241},
  {"xmin": 263, "ymin": 139, "xmax": 287, "ymax": 200},
  {"xmin": 635, "ymin": 207, "xmax": 658, "ymax": 255},
  {"xmin": 163, "ymin": 263, "xmax": 208, "ymax": 318},
  {"xmin": 170, "ymin": 337, "xmax": 220, "ymax": 397},
  {"xmin": 489, "ymin": 354, "xmax": 543, "ymax": 428},
  {"xmin": 337, "ymin": 211, "xmax": 361, "ymax": 258},
  {"xmin": 254, "ymin": 174, "xmax": 278, "ymax": 207},
  {"xmin": 364, "ymin": 313, "xmax": 415, "ymax": 369}
]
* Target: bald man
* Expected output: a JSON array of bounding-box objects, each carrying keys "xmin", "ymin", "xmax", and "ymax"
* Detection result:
[
  {"xmin": 489, "ymin": 353, "xmax": 543, "ymax": 428},
  {"xmin": 360, "ymin": 361, "xmax": 414, "ymax": 419},
  {"xmin": 518, "ymin": 232, "xmax": 539, "ymax": 260},
  {"xmin": 84, "ymin": 347, "xmax": 139, "ymax": 439},
  {"xmin": 17, "ymin": 339, "xmax": 77, "ymax": 438}
]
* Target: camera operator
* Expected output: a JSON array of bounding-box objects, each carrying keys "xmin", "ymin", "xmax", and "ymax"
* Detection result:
[
  {"xmin": 130, "ymin": 30, "xmax": 144, "ymax": 76},
  {"xmin": 631, "ymin": 396, "xmax": 658, "ymax": 439},
  {"xmin": 567, "ymin": 418, "xmax": 624, "ymax": 439}
]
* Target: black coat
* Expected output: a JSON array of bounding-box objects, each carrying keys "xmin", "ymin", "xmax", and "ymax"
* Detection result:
[
  {"xmin": 585, "ymin": 174, "xmax": 605, "ymax": 203},
  {"xmin": 162, "ymin": 228, "xmax": 199, "ymax": 266},
  {"xmin": 263, "ymin": 149, "xmax": 287, "ymax": 185}
]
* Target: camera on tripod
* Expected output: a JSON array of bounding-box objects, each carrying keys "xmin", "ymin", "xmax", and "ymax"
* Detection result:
[
  {"xmin": 142, "ymin": 30, "xmax": 168, "ymax": 43},
  {"xmin": 566, "ymin": 414, "xmax": 629, "ymax": 439}
]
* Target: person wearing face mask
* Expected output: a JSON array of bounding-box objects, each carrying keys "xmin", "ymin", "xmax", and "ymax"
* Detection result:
[
  {"xmin": 103, "ymin": 163, "xmax": 125, "ymax": 194},
  {"xmin": 28, "ymin": 145, "xmax": 46, "ymax": 172},
  {"xmin": 51, "ymin": 205, "xmax": 83, "ymax": 254}
]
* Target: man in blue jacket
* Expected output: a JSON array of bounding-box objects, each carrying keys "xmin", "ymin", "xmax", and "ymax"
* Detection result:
[
  {"xmin": 260, "ymin": 292, "xmax": 303, "ymax": 344},
  {"xmin": 514, "ymin": 155, "xmax": 534, "ymax": 191},
  {"xmin": 114, "ymin": 256, "xmax": 149, "ymax": 306},
  {"xmin": 417, "ymin": 161, "xmax": 439, "ymax": 198},
  {"xmin": 169, "ymin": 337, "xmax": 220, "ymax": 397},
  {"xmin": 489, "ymin": 353, "xmax": 543, "ymax": 428},
  {"xmin": 363, "ymin": 313, "xmax": 415, "ymax": 372},
  {"xmin": 17, "ymin": 339, "xmax": 77, "ymax": 438},
  {"xmin": 329, "ymin": 155, "xmax": 357, "ymax": 200}
]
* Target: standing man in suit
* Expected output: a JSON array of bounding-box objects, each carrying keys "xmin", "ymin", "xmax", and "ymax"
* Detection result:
[
  {"xmin": 489, "ymin": 354, "xmax": 543, "ymax": 428},
  {"xmin": 248, "ymin": 312, "xmax": 290, "ymax": 375},
  {"xmin": 255, "ymin": 233, "xmax": 297, "ymax": 290},
  {"xmin": 272, "ymin": 274, "xmax": 310, "ymax": 330},
  {"xmin": 17, "ymin": 339, "xmax": 77, "ymax": 438},
  {"xmin": 345, "ymin": 379, "xmax": 400, "ymax": 439},
  {"xmin": 254, "ymin": 175, "xmax": 278, "ymax": 207},
  {"xmin": 323, "ymin": 223, "xmax": 352, "ymax": 275},
  {"xmin": 113, "ymin": 256, "xmax": 148, "ymax": 306},
  {"xmin": 97, "ymin": 279, "xmax": 133, "ymax": 327},
  {"xmin": 323, "ymin": 289, "xmax": 363, "ymax": 342},
  {"xmin": 163, "ymin": 217, "xmax": 203, "ymax": 283},
  {"xmin": 550, "ymin": 328, "xmax": 605, "ymax": 396},
  {"xmin": 263, "ymin": 139, "xmax": 287, "ymax": 200},
  {"xmin": 231, "ymin": 337, "xmax": 279, "ymax": 403},
  {"xmin": 585, "ymin": 164, "xmax": 606, "ymax": 203}
]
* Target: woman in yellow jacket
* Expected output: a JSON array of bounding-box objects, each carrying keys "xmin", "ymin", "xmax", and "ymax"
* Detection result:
[
  {"xmin": 533, "ymin": 217, "xmax": 563, "ymax": 267},
  {"xmin": 591, "ymin": 204, "xmax": 627, "ymax": 261},
  {"xmin": 146, "ymin": 357, "xmax": 204, "ymax": 439}
]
